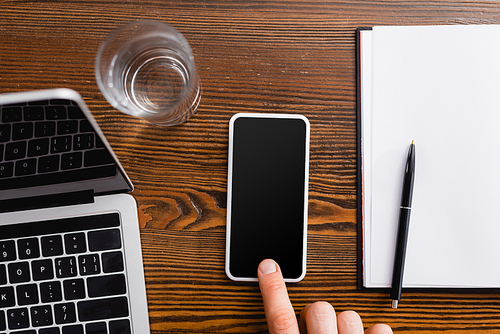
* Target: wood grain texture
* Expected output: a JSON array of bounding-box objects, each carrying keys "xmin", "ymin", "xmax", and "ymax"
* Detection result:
[{"xmin": 2, "ymin": 0, "xmax": 500, "ymax": 332}]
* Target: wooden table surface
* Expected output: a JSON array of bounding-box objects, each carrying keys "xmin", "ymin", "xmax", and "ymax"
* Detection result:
[{"xmin": 2, "ymin": 1, "xmax": 500, "ymax": 333}]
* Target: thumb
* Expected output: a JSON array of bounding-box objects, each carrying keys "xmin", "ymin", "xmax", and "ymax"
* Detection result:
[{"xmin": 258, "ymin": 259, "xmax": 299, "ymax": 334}]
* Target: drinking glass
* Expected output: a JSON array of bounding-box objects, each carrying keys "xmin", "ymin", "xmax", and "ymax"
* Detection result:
[{"xmin": 95, "ymin": 20, "xmax": 201, "ymax": 126}]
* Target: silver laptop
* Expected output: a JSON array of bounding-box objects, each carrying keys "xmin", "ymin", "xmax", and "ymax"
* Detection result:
[{"xmin": 0, "ymin": 89, "xmax": 150, "ymax": 334}]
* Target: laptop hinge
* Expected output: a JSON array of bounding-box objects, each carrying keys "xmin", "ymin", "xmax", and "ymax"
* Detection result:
[{"xmin": 0, "ymin": 190, "xmax": 95, "ymax": 214}]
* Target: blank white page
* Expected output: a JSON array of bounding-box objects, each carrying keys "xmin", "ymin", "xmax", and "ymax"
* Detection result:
[{"xmin": 363, "ymin": 25, "xmax": 500, "ymax": 288}]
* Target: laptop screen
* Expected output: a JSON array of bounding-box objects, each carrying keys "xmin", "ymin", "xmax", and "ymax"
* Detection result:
[{"xmin": 0, "ymin": 89, "xmax": 133, "ymax": 203}]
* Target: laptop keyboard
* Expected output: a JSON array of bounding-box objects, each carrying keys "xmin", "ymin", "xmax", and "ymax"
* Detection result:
[
  {"xmin": 0, "ymin": 100, "xmax": 116, "ymax": 191},
  {"xmin": 0, "ymin": 213, "xmax": 132, "ymax": 334}
]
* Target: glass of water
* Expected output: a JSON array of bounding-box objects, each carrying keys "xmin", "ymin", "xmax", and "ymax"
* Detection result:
[{"xmin": 95, "ymin": 20, "xmax": 201, "ymax": 126}]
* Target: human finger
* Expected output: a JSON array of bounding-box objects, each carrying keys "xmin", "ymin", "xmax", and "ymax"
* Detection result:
[
  {"xmin": 365, "ymin": 324, "xmax": 393, "ymax": 334},
  {"xmin": 258, "ymin": 259, "xmax": 299, "ymax": 334},
  {"xmin": 337, "ymin": 311, "xmax": 364, "ymax": 334},
  {"xmin": 298, "ymin": 301, "xmax": 337, "ymax": 334}
]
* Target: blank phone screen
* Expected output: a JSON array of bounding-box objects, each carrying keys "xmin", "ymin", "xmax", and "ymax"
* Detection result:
[{"xmin": 228, "ymin": 116, "xmax": 309, "ymax": 280}]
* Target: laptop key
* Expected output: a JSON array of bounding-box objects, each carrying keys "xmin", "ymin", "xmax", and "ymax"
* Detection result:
[
  {"xmin": 32, "ymin": 259, "xmax": 54, "ymax": 281},
  {"xmin": 28, "ymin": 100, "xmax": 49, "ymax": 106},
  {"xmin": 0, "ymin": 124, "xmax": 11, "ymax": 143},
  {"xmin": 16, "ymin": 284, "xmax": 39, "ymax": 306},
  {"xmin": 87, "ymin": 274, "xmax": 126, "ymax": 298},
  {"xmin": 101, "ymin": 251, "xmax": 124, "ymax": 273},
  {"xmin": 15, "ymin": 159, "xmax": 37, "ymax": 176},
  {"xmin": 55, "ymin": 257, "xmax": 77, "ymax": 278},
  {"xmin": 41, "ymin": 235, "xmax": 64, "ymax": 257},
  {"xmin": 12, "ymin": 123, "xmax": 34, "ymax": 141},
  {"xmin": 2, "ymin": 107, "xmax": 22, "ymax": 123},
  {"xmin": 64, "ymin": 233, "xmax": 86, "ymax": 254},
  {"xmin": 78, "ymin": 254, "xmax": 100, "ymax": 276},
  {"xmin": 0, "ymin": 310, "xmax": 5, "ymax": 331},
  {"xmin": 0, "ymin": 162, "xmax": 14, "ymax": 178},
  {"xmin": 85, "ymin": 321, "xmax": 107, "ymax": 334},
  {"xmin": 38, "ymin": 155, "xmax": 60, "ymax": 174},
  {"xmin": 57, "ymin": 121, "xmax": 78, "ymax": 135},
  {"xmin": 61, "ymin": 152, "xmax": 83, "ymax": 170},
  {"xmin": 31, "ymin": 305, "xmax": 53, "ymax": 327},
  {"xmin": 23, "ymin": 106, "xmax": 44, "ymax": 121},
  {"xmin": 45, "ymin": 106, "xmax": 67, "ymax": 120},
  {"xmin": 84, "ymin": 149, "xmax": 114, "ymax": 167},
  {"xmin": 40, "ymin": 281, "xmax": 62, "ymax": 303},
  {"xmin": 17, "ymin": 238, "xmax": 40, "ymax": 259},
  {"xmin": 8, "ymin": 262, "xmax": 30, "ymax": 283},
  {"xmin": 39, "ymin": 327, "xmax": 61, "ymax": 334},
  {"xmin": 95, "ymin": 136, "xmax": 105, "ymax": 148},
  {"xmin": 62, "ymin": 324, "xmax": 83, "ymax": 334},
  {"xmin": 79, "ymin": 120, "xmax": 93, "ymax": 133},
  {"xmin": 0, "ymin": 286, "xmax": 15, "ymax": 307},
  {"xmin": 88, "ymin": 229, "xmax": 121, "ymax": 251},
  {"xmin": 73, "ymin": 133, "xmax": 94, "ymax": 150},
  {"xmin": 0, "ymin": 213, "xmax": 120, "ymax": 240},
  {"xmin": 54, "ymin": 302, "xmax": 76, "ymax": 324},
  {"xmin": 68, "ymin": 106, "xmax": 85, "ymax": 119},
  {"xmin": 50, "ymin": 99, "xmax": 71, "ymax": 106},
  {"xmin": 0, "ymin": 264, "xmax": 6, "ymax": 285},
  {"xmin": 35, "ymin": 122, "xmax": 56, "ymax": 137},
  {"xmin": 28, "ymin": 138, "xmax": 50, "ymax": 157},
  {"xmin": 51, "ymin": 136, "xmax": 72, "ymax": 154},
  {"xmin": 63, "ymin": 279, "xmax": 85, "ymax": 300},
  {"xmin": 5, "ymin": 141, "xmax": 27, "ymax": 161},
  {"xmin": 7, "ymin": 307, "xmax": 29, "ymax": 329},
  {"xmin": 109, "ymin": 319, "xmax": 131, "ymax": 334},
  {"xmin": 0, "ymin": 241, "xmax": 16, "ymax": 262},
  {"xmin": 77, "ymin": 296, "xmax": 129, "ymax": 322}
]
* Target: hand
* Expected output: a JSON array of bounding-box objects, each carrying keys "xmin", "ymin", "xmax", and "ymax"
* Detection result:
[{"xmin": 258, "ymin": 259, "xmax": 393, "ymax": 334}]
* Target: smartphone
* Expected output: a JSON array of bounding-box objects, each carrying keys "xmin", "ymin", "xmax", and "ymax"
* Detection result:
[{"xmin": 225, "ymin": 113, "xmax": 310, "ymax": 282}]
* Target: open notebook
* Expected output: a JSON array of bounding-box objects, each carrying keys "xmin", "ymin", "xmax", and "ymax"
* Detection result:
[
  {"xmin": 0, "ymin": 89, "xmax": 150, "ymax": 333},
  {"xmin": 358, "ymin": 25, "xmax": 500, "ymax": 289}
]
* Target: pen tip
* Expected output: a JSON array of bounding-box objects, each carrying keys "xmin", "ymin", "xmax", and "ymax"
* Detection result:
[
  {"xmin": 411, "ymin": 140, "xmax": 414, "ymax": 145},
  {"xmin": 391, "ymin": 300, "xmax": 398, "ymax": 309}
]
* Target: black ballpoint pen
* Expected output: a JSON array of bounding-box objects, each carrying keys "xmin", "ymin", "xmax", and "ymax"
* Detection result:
[{"xmin": 390, "ymin": 141, "xmax": 415, "ymax": 309}]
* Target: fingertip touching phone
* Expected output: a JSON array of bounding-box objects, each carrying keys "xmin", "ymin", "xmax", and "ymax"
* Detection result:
[{"xmin": 225, "ymin": 113, "xmax": 310, "ymax": 282}]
